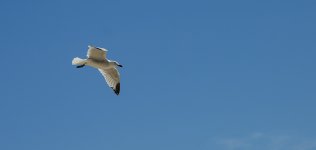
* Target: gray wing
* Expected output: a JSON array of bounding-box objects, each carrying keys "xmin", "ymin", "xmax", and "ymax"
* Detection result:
[
  {"xmin": 87, "ymin": 45, "xmax": 107, "ymax": 61},
  {"xmin": 98, "ymin": 68, "xmax": 120, "ymax": 95}
]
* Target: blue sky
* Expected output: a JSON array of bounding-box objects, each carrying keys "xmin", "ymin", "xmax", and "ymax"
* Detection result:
[{"xmin": 1, "ymin": 0, "xmax": 316, "ymax": 150}]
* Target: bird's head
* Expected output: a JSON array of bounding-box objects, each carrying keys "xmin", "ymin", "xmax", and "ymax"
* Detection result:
[{"xmin": 112, "ymin": 61, "xmax": 123, "ymax": 67}]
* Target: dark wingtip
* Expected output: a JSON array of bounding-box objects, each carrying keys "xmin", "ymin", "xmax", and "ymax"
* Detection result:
[
  {"xmin": 118, "ymin": 64, "xmax": 123, "ymax": 67},
  {"xmin": 76, "ymin": 64, "xmax": 85, "ymax": 68},
  {"xmin": 113, "ymin": 83, "xmax": 120, "ymax": 95},
  {"xmin": 95, "ymin": 47, "xmax": 103, "ymax": 51}
]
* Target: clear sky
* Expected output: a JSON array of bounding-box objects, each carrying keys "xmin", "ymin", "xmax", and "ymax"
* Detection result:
[{"xmin": 1, "ymin": 0, "xmax": 316, "ymax": 150}]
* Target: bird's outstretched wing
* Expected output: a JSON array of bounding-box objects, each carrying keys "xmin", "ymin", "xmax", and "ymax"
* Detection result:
[
  {"xmin": 98, "ymin": 68, "xmax": 120, "ymax": 95},
  {"xmin": 87, "ymin": 45, "xmax": 107, "ymax": 61}
]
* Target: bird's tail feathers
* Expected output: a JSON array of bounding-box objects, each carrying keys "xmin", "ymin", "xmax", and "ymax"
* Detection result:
[{"xmin": 72, "ymin": 57, "xmax": 86, "ymax": 65}]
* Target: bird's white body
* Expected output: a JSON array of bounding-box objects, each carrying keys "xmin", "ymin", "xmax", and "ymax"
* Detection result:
[
  {"xmin": 72, "ymin": 45, "xmax": 122, "ymax": 95},
  {"xmin": 73, "ymin": 58, "xmax": 119, "ymax": 70},
  {"xmin": 87, "ymin": 59, "xmax": 109, "ymax": 69}
]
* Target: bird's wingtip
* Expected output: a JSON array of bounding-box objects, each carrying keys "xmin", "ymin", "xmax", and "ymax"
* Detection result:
[
  {"xmin": 88, "ymin": 45, "xmax": 108, "ymax": 51},
  {"xmin": 112, "ymin": 83, "xmax": 120, "ymax": 95}
]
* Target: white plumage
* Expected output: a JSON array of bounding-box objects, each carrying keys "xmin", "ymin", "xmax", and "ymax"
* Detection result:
[
  {"xmin": 72, "ymin": 45, "xmax": 122, "ymax": 95},
  {"xmin": 72, "ymin": 57, "xmax": 86, "ymax": 66}
]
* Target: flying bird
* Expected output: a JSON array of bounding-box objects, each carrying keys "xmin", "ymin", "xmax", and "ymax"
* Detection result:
[{"xmin": 72, "ymin": 45, "xmax": 122, "ymax": 95}]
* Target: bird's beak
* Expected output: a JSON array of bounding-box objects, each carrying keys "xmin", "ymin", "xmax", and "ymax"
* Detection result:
[{"xmin": 118, "ymin": 64, "xmax": 123, "ymax": 67}]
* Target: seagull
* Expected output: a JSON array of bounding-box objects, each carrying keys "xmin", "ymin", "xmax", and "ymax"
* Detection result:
[{"xmin": 72, "ymin": 45, "xmax": 123, "ymax": 95}]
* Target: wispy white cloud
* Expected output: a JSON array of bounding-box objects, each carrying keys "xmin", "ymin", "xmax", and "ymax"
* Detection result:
[{"xmin": 205, "ymin": 132, "xmax": 316, "ymax": 150}]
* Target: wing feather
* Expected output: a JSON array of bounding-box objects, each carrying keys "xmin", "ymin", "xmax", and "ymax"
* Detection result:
[
  {"xmin": 87, "ymin": 45, "xmax": 107, "ymax": 61},
  {"xmin": 98, "ymin": 68, "xmax": 120, "ymax": 95}
]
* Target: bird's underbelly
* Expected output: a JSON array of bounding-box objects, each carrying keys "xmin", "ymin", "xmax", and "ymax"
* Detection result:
[{"xmin": 87, "ymin": 60, "xmax": 110, "ymax": 69}]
